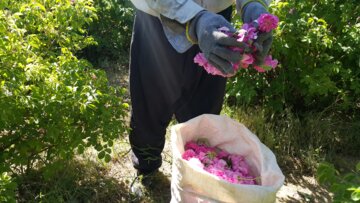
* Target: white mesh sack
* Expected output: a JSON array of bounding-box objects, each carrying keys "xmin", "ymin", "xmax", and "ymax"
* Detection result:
[{"xmin": 170, "ymin": 114, "xmax": 285, "ymax": 203}]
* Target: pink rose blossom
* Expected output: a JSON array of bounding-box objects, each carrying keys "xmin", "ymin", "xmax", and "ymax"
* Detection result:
[
  {"xmin": 213, "ymin": 159, "xmax": 227, "ymax": 169},
  {"xmin": 182, "ymin": 149, "xmax": 196, "ymax": 160},
  {"xmin": 239, "ymin": 24, "xmax": 258, "ymax": 42},
  {"xmin": 193, "ymin": 53, "xmax": 208, "ymax": 68},
  {"xmin": 194, "ymin": 53, "xmax": 225, "ymax": 76},
  {"xmin": 252, "ymin": 56, "xmax": 278, "ymax": 72},
  {"xmin": 235, "ymin": 29, "xmax": 247, "ymax": 42},
  {"xmin": 183, "ymin": 140, "xmax": 258, "ymax": 185},
  {"xmin": 185, "ymin": 141, "xmax": 200, "ymax": 151},
  {"xmin": 216, "ymin": 150, "xmax": 229, "ymax": 159},
  {"xmin": 257, "ymin": 13, "xmax": 279, "ymax": 33},
  {"xmin": 264, "ymin": 55, "xmax": 278, "ymax": 69},
  {"xmin": 240, "ymin": 54, "xmax": 255, "ymax": 68},
  {"xmin": 194, "ymin": 14, "xmax": 279, "ymax": 76},
  {"xmin": 194, "ymin": 53, "xmax": 237, "ymax": 77},
  {"xmin": 232, "ymin": 63, "xmax": 240, "ymax": 72}
]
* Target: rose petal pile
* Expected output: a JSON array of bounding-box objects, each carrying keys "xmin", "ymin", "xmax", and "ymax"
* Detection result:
[
  {"xmin": 182, "ymin": 141, "xmax": 258, "ymax": 185},
  {"xmin": 194, "ymin": 13, "xmax": 279, "ymax": 77}
]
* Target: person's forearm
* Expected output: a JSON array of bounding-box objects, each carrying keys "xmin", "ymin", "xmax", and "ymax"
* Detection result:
[{"xmin": 144, "ymin": 0, "xmax": 204, "ymax": 23}]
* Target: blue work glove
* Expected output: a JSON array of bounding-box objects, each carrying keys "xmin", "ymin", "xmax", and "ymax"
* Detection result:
[
  {"xmin": 188, "ymin": 11, "xmax": 249, "ymax": 75},
  {"xmin": 242, "ymin": 2, "xmax": 273, "ymax": 65}
]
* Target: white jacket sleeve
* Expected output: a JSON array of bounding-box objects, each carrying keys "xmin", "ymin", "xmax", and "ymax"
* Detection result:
[{"xmin": 145, "ymin": 0, "xmax": 204, "ymax": 23}]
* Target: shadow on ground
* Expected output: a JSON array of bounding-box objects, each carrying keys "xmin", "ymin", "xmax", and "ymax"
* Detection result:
[
  {"xmin": 275, "ymin": 156, "xmax": 332, "ymax": 203},
  {"xmin": 16, "ymin": 158, "xmax": 133, "ymax": 203},
  {"xmin": 129, "ymin": 171, "xmax": 172, "ymax": 203}
]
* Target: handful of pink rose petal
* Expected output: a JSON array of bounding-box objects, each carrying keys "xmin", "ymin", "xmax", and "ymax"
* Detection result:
[
  {"xmin": 194, "ymin": 13, "xmax": 279, "ymax": 77},
  {"xmin": 182, "ymin": 140, "xmax": 258, "ymax": 185}
]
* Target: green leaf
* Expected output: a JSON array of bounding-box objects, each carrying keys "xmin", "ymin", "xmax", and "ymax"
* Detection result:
[
  {"xmin": 34, "ymin": 3, "xmax": 46, "ymax": 12},
  {"xmin": 77, "ymin": 145, "xmax": 85, "ymax": 154},
  {"xmin": 98, "ymin": 151, "xmax": 105, "ymax": 159},
  {"xmin": 344, "ymin": 173, "xmax": 356, "ymax": 182},
  {"xmin": 104, "ymin": 154, "xmax": 111, "ymax": 163},
  {"xmin": 105, "ymin": 148, "xmax": 112, "ymax": 154},
  {"xmin": 350, "ymin": 187, "xmax": 360, "ymax": 201},
  {"xmin": 94, "ymin": 144, "xmax": 103, "ymax": 151},
  {"xmin": 122, "ymin": 103, "xmax": 129, "ymax": 109},
  {"xmin": 356, "ymin": 162, "xmax": 360, "ymax": 172},
  {"xmin": 261, "ymin": 65, "xmax": 273, "ymax": 71},
  {"xmin": 317, "ymin": 162, "xmax": 337, "ymax": 184}
]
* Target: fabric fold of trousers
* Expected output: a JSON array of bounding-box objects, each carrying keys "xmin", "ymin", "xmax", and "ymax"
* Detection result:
[{"xmin": 129, "ymin": 7, "xmax": 232, "ymax": 174}]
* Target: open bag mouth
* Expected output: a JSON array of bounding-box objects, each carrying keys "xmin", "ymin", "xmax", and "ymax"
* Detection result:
[{"xmin": 170, "ymin": 114, "xmax": 285, "ymax": 203}]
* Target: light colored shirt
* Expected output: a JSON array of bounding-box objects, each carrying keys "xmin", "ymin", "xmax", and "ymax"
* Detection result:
[
  {"xmin": 130, "ymin": 0, "xmax": 270, "ymax": 53},
  {"xmin": 131, "ymin": 0, "xmax": 234, "ymax": 21}
]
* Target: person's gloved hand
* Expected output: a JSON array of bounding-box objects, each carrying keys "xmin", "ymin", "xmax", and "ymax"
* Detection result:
[
  {"xmin": 242, "ymin": 2, "xmax": 273, "ymax": 65},
  {"xmin": 188, "ymin": 11, "xmax": 248, "ymax": 75}
]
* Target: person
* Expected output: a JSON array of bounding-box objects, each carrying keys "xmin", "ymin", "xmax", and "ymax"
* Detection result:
[{"xmin": 128, "ymin": 0, "xmax": 273, "ymax": 190}]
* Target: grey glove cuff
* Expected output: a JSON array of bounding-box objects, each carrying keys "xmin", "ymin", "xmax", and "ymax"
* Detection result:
[
  {"xmin": 159, "ymin": 10, "xmax": 205, "ymax": 53},
  {"xmin": 241, "ymin": 2, "xmax": 268, "ymax": 23},
  {"xmin": 187, "ymin": 10, "xmax": 207, "ymax": 44},
  {"xmin": 236, "ymin": 0, "xmax": 269, "ymax": 18}
]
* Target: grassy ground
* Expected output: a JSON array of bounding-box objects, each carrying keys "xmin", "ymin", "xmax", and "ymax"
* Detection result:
[
  {"xmin": 14, "ymin": 59, "xmax": 359, "ymax": 202},
  {"xmin": 15, "ymin": 126, "xmax": 332, "ymax": 203}
]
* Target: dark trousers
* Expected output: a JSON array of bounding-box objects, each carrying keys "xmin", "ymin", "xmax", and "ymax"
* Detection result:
[{"xmin": 129, "ymin": 7, "xmax": 233, "ymax": 174}]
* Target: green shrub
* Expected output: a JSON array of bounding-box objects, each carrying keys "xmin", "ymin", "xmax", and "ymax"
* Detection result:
[
  {"xmin": 223, "ymin": 105, "xmax": 360, "ymax": 172},
  {"xmin": 0, "ymin": 0, "xmax": 128, "ymax": 176},
  {"xmin": 80, "ymin": 0, "xmax": 134, "ymax": 65},
  {"xmin": 317, "ymin": 162, "xmax": 360, "ymax": 202},
  {"xmin": 228, "ymin": 0, "xmax": 360, "ymax": 114},
  {"xmin": 0, "ymin": 173, "xmax": 16, "ymax": 203}
]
